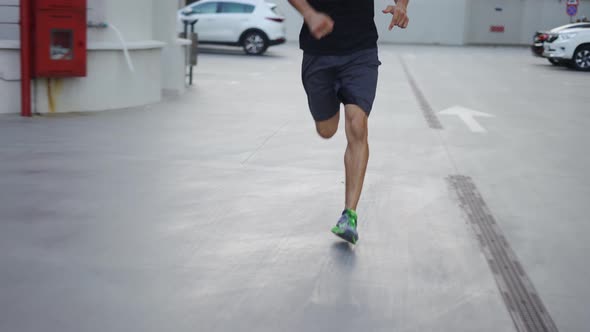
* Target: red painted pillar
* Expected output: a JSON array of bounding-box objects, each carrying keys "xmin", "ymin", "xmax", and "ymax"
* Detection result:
[{"xmin": 20, "ymin": 0, "xmax": 32, "ymax": 117}]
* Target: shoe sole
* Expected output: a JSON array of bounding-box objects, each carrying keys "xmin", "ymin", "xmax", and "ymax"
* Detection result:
[{"xmin": 332, "ymin": 228, "xmax": 358, "ymax": 245}]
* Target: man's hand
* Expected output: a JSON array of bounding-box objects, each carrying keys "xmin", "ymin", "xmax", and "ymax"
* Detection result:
[
  {"xmin": 382, "ymin": 4, "xmax": 409, "ymax": 30},
  {"xmin": 304, "ymin": 11, "xmax": 334, "ymax": 40}
]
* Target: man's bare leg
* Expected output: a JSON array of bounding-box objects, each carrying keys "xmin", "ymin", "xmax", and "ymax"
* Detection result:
[
  {"xmin": 344, "ymin": 104, "xmax": 369, "ymax": 211},
  {"xmin": 315, "ymin": 111, "xmax": 340, "ymax": 139}
]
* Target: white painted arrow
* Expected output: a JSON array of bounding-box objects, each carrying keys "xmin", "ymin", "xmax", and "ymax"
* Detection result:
[{"xmin": 439, "ymin": 106, "xmax": 495, "ymax": 133}]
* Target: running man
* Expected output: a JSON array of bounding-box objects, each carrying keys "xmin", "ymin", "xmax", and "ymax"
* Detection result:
[{"xmin": 288, "ymin": 0, "xmax": 410, "ymax": 244}]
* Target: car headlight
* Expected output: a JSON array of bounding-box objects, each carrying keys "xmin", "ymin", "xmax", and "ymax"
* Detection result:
[{"xmin": 558, "ymin": 32, "xmax": 577, "ymax": 40}]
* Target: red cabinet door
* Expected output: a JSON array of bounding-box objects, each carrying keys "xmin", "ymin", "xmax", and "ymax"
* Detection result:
[
  {"xmin": 34, "ymin": 10, "xmax": 87, "ymax": 77},
  {"xmin": 36, "ymin": 0, "xmax": 85, "ymax": 11}
]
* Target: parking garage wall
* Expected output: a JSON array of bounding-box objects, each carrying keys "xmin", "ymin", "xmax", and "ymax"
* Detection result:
[
  {"xmin": 466, "ymin": 0, "xmax": 590, "ymax": 45},
  {"xmin": 0, "ymin": 0, "xmax": 19, "ymax": 114},
  {"xmin": 275, "ymin": 0, "xmax": 590, "ymax": 46},
  {"xmin": 0, "ymin": 0, "xmax": 18, "ymax": 40},
  {"xmin": 274, "ymin": 0, "xmax": 469, "ymax": 45}
]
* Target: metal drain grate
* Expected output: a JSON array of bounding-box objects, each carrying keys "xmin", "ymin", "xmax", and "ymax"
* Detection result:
[
  {"xmin": 448, "ymin": 175, "xmax": 558, "ymax": 332},
  {"xmin": 399, "ymin": 57, "xmax": 443, "ymax": 130}
]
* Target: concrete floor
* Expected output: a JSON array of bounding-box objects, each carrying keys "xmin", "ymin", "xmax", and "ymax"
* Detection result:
[{"xmin": 0, "ymin": 44, "xmax": 588, "ymax": 332}]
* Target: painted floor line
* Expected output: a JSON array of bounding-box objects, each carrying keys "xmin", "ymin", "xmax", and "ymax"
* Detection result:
[
  {"xmin": 448, "ymin": 175, "xmax": 559, "ymax": 332},
  {"xmin": 398, "ymin": 56, "xmax": 443, "ymax": 130}
]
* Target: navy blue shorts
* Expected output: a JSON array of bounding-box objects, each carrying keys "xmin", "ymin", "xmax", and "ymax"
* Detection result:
[{"xmin": 301, "ymin": 48, "xmax": 381, "ymax": 122}]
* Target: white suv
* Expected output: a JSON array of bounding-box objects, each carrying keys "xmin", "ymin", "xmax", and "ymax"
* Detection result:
[
  {"xmin": 544, "ymin": 27, "xmax": 590, "ymax": 71},
  {"xmin": 178, "ymin": 0, "xmax": 286, "ymax": 55}
]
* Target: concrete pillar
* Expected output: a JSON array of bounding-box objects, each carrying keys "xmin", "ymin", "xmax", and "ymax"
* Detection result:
[{"xmin": 153, "ymin": 0, "xmax": 188, "ymax": 96}]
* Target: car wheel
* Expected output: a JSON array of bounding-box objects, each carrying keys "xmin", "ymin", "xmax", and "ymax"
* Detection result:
[
  {"xmin": 573, "ymin": 45, "xmax": 590, "ymax": 71},
  {"xmin": 548, "ymin": 58, "xmax": 560, "ymax": 66},
  {"xmin": 242, "ymin": 31, "xmax": 268, "ymax": 55}
]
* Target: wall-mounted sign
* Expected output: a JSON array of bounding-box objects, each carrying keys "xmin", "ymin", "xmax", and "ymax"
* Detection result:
[
  {"xmin": 567, "ymin": 4, "xmax": 578, "ymax": 17},
  {"xmin": 490, "ymin": 25, "xmax": 505, "ymax": 33}
]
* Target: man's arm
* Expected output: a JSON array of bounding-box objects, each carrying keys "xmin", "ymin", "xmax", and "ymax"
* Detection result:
[
  {"xmin": 383, "ymin": 0, "xmax": 410, "ymax": 30},
  {"xmin": 288, "ymin": 0, "xmax": 334, "ymax": 40}
]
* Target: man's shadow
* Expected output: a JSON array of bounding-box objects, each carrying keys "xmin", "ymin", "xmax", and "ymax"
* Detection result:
[
  {"xmin": 298, "ymin": 241, "xmax": 361, "ymax": 331},
  {"xmin": 330, "ymin": 241, "xmax": 357, "ymax": 272}
]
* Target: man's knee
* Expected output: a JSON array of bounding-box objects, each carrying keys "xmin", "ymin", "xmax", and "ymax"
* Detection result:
[
  {"xmin": 316, "ymin": 125, "xmax": 337, "ymax": 139},
  {"xmin": 350, "ymin": 122, "xmax": 367, "ymax": 142},
  {"xmin": 315, "ymin": 112, "xmax": 340, "ymax": 139},
  {"xmin": 346, "ymin": 111, "xmax": 368, "ymax": 142}
]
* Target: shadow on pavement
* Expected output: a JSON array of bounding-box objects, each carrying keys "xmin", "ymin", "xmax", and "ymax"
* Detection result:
[
  {"xmin": 198, "ymin": 46, "xmax": 286, "ymax": 59},
  {"xmin": 530, "ymin": 63, "xmax": 587, "ymax": 73},
  {"xmin": 330, "ymin": 241, "xmax": 357, "ymax": 270}
]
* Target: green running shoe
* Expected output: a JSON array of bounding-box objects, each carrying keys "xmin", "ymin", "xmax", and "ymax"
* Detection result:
[{"xmin": 331, "ymin": 209, "xmax": 359, "ymax": 244}]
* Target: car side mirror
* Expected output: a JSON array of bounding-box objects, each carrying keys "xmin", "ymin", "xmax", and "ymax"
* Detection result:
[{"xmin": 181, "ymin": 8, "xmax": 193, "ymax": 15}]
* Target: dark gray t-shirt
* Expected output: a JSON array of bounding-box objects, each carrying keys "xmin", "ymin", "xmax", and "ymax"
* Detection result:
[{"xmin": 299, "ymin": 0, "xmax": 378, "ymax": 55}]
